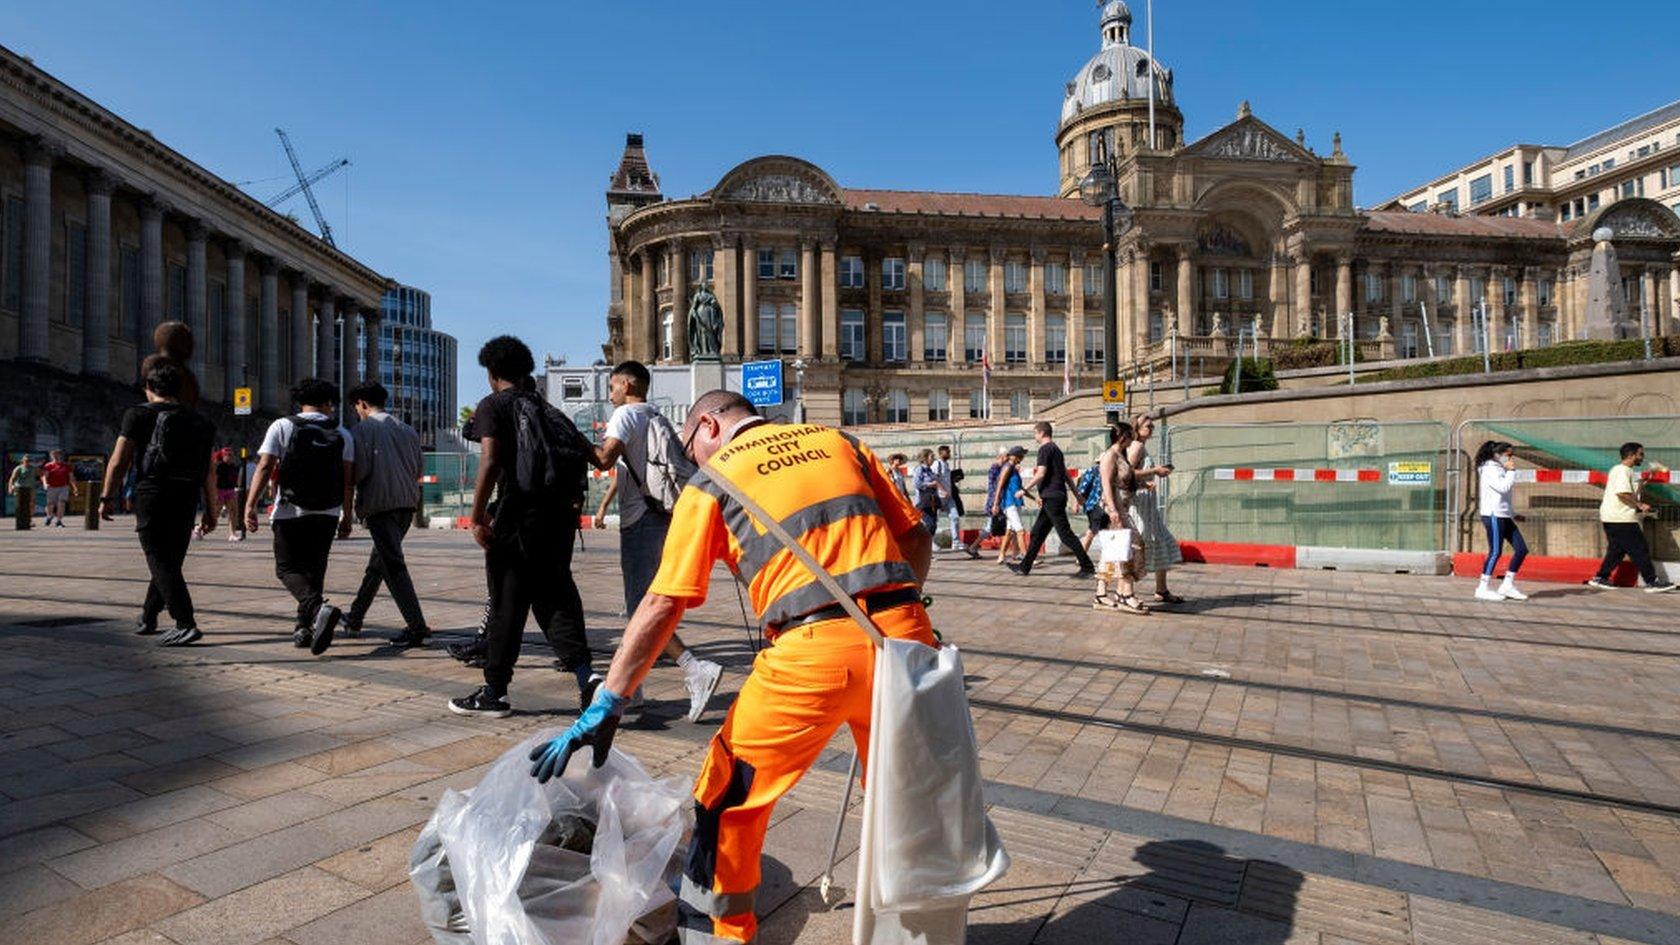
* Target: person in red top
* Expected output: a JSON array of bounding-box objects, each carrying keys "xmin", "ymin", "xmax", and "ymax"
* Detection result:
[{"xmin": 40, "ymin": 450, "xmax": 77, "ymax": 528}]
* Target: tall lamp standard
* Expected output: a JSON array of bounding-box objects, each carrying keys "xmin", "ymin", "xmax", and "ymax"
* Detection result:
[{"xmin": 1079, "ymin": 140, "xmax": 1136, "ymax": 387}]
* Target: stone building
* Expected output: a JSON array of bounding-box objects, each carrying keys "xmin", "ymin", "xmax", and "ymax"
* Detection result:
[
  {"xmin": 378, "ymin": 283, "xmax": 457, "ymax": 450},
  {"xmin": 603, "ymin": 1, "xmax": 1680, "ymax": 427},
  {"xmin": 0, "ymin": 43, "xmax": 391, "ymax": 454}
]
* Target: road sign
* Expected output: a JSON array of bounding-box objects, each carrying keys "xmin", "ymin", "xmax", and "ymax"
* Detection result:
[
  {"xmin": 233, "ymin": 387, "xmax": 253, "ymax": 416},
  {"xmin": 1101, "ymin": 380, "xmax": 1127, "ymax": 404},
  {"xmin": 741, "ymin": 360, "xmax": 784, "ymax": 407}
]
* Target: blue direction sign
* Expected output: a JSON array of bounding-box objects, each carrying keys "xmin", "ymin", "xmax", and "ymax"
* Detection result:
[{"xmin": 741, "ymin": 359, "xmax": 784, "ymax": 407}]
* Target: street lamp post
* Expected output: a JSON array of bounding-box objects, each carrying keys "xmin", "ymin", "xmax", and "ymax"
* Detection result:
[
  {"xmin": 792, "ymin": 357, "xmax": 807, "ymax": 423},
  {"xmin": 1079, "ymin": 141, "xmax": 1135, "ymax": 387}
]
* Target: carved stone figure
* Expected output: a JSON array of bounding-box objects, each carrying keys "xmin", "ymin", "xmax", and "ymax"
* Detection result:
[
  {"xmin": 1209, "ymin": 313, "xmax": 1226, "ymax": 337},
  {"xmin": 1204, "ymin": 124, "xmax": 1302, "ymax": 163},
  {"xmin": 725, "ymin": 174, "xmax": 835, "ymax": 205},
  {"xmin": 1377, "ymin": 316, "xmax": 1392, "ymax": 340},
  {"xmin": 687, "ymin": 284, "xmax": 724, "ymax": 359}
]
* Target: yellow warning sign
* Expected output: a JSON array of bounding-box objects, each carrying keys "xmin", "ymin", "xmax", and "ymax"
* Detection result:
[
  {"xmin": 1101, "ymin": 380, "xmax": 1127, "ymax": 404},
  {"xmin": 233, "ymin": 387, "xmax": 253, "ymax": 416}
]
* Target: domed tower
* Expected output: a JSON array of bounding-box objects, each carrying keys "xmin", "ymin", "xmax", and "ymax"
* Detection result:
[{"xmin": 1056, "ymin": 0, "xmax": 1182, "ymax": 198}]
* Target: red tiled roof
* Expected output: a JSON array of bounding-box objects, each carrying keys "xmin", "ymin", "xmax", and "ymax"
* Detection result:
[
  {"xmin": 1363, "ymin": 211, "xmax": 1562, "ymax": 241},
  {"xmin": 841, "ymin": 188, "xmax": 1101, "ymax": 221}
]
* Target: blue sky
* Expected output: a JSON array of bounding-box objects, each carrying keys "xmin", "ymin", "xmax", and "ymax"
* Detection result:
[{"xmin": 5, "ymin": 1, "xmax": 1676, "ymax": 404}]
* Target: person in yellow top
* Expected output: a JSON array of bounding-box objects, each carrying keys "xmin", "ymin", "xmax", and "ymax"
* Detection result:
[
  {"xmin": 1588, "ymin": 441, "xmax": 1674, "ymax": 592},
  {"xmin": 526, "ymin": 389, "xmax": 935, "ymax": 945}
]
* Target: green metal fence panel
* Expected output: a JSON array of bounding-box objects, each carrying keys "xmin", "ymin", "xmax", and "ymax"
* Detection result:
[
  {"xmin": 421, "ymin": 452, "xmax": 619, "ymax": 526},
  {"xmin": 1450, "ymin": 415, "xmax": 1679, "ymax": 560},
  {"xmin": 1161, "ymin": 421, "xmax": 1449, "ymax": 551}
]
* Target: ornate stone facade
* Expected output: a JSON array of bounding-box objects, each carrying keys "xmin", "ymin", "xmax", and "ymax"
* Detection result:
[{"xmin": 604, "ymin": 4, "xmax": 1680, "ymax": 427}]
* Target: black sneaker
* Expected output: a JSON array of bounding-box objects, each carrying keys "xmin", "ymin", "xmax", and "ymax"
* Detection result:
[
  {"xmin": 1073, "ymin": 567, "xmax": 1097, "ymax": 578},
  {"xmin": 387, "ymin": 628, "xmax": 428, "ymax": 649},
  {"xmin": 340, "ymin": 616, "xmax": 363, "ymax": 637},
  {"xmin": 157, "ymin": 626, "xmax": 202, "ymax": 647},
  {"xmin": 310, "ymin": 605, "xmax": 341, "ymax": 656},
  {"xmin": 1006, "ymin": 561, "xmax": 1029, "ymax": 576},
  {"xmin": 292, "ymin": 626, "xmax": 313, "ymax": 648},
  {"xmin": 135, "ymin": 618, "xmax": 159, "ymax": 636},
  {"xmin": 448, "ymin": 686, "xmax": 511, "ymax": 718},
  {"xmin": 448, "ymin": 635, "xmax": 488, "ymax": 666},
  {"xmin": 1585, "ymin": 576, "xmax": 1615, "ymax": 590},
  {"xmin": 1647, "ymin": 581, "xmax": 1678, "ymax": 594}
]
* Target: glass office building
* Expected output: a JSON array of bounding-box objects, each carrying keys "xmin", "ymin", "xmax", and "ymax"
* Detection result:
[{"xmin": 379, "ymin": 284, "xmax": 458, "ymax": 449}]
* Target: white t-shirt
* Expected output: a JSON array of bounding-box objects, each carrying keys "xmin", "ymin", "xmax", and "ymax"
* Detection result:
[
  {"xmin": 1477, "ymin": 461, "xmax": 1515, "ymax": 518},
  {"xmin": 1600, "ymin": 463, "xmax": 1641, "ymax": 524},
  {"xmin": 605, "ymin": 402, "xmax": 657, "ymax": 528},
  {"xmin": 258, "ymin": 412, "xmax": 354, "ymax": 520},
  {"xmin": 931, "ymin": 457, "xmax": 954, "ymax": 493}
]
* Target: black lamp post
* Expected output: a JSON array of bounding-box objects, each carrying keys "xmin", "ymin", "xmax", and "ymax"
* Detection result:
[{"xmin": 1079, "ymin": 140, "xmax": 1135, "ymax": 385}]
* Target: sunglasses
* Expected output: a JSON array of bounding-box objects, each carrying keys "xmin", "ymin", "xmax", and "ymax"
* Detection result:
[{"xmin": 682, "ymin": 411, "xmax": 716, "ymax": 465}]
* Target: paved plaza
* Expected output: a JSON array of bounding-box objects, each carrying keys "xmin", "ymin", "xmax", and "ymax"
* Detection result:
[{"xmin": 2, "ymin": 525, "xmax": 1680, "ymax": 944}]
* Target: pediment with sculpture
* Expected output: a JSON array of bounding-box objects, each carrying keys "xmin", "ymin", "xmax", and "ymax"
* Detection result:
[
  {"xmin": 1584, "ymin": 199, "xmax": 1680, "ymax": 242},
  {"xmin": 1185, "ymin": 116, "xmax": 1315, "ymax": 165},
  {"xmin": 711, "ymin": 156, "xmax": 843, "ymax": 206}
]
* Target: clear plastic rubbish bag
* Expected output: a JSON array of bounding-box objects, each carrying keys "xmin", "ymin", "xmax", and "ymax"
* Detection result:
[{"xmin": 420, "ymin": 733, "xmax": 692, "ymax": 945}]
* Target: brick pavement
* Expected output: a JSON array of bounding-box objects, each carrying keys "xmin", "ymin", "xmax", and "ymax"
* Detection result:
[{"xmin": 1, "ymin": 526, "xmax": 1678, "ymax": 944}]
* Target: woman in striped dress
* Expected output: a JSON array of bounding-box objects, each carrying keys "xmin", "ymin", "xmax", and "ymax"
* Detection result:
[{"xmin": 1127, "ymin": 414, "xmax": 1185, "ymax": 606}]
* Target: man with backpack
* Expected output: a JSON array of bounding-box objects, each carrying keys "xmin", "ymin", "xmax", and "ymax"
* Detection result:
[
  {"xmin": 97, "ymin": 361, "xmax": 217, "ymax": 646},
  {"xmin": 590, "ymin": 360, "xmax": 724, "ymax": 722},
  {"xmin": 243, "ymin": 377, "xmax": 355, "ymax": 656},
  {"xmin": 344, "ymin": 381, "xmax": 431, "ymax": 648},
  {"xmin": 450, "ymin": 336, "xmax": 595, "ymax": 718}
]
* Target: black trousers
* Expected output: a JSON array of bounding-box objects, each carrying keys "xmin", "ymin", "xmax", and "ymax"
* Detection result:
[
  {"xmin": 1596, "ymin": 521, "xmax": 1658, "ymax": 585},
  {"xmin": 138, "ymin": 511, "xmax": 197, "ymax": 629},
  {"xmin": 347, "ymin": 509, "xmax": 427, "ymax": 632},
  {"xmin": 1018, "ymin": 494, "xmax": 1095, "ymax": 573},
  {"xmin": 272, "ymin": 516, "xmax": 338, "ymax": 628},
  {"xmin": 482, "ymin": 525, "xmax": 589, "ymax": 694}
]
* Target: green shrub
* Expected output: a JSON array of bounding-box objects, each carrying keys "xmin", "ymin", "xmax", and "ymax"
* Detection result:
[
  {"xmin": 1365, "ymin": 338, "xmax": 1679, "ymax": 383},
  {"xmin": 1219, "ymin": 358, "xmax": 1279, "ymax": 394}
]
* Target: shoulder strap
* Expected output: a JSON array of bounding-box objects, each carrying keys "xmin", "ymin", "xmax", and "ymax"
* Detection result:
[{"xmin": 704, "ymin": 468, "xmax": 887, "ymax": 648}]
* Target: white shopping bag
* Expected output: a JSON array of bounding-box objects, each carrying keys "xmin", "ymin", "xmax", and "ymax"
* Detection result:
[{"xmin": 1096, "ymin": 527, "xmax": 1135, "ymax": 566}]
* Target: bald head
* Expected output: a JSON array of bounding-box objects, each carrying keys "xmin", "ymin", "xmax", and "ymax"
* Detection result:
[{"xmin": 682, "ymin": 389, "xmax": 761, "ymax": 467}]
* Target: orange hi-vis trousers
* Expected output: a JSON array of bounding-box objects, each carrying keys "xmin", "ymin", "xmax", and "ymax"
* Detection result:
[{"xmin": 676, "ymin": 602, "xmax": 937, "ymax": 944}]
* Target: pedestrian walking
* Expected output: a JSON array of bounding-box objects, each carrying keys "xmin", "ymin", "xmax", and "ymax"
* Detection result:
[
  {"xmin": 995, "ymin": 447, "xmax": 1027, "ymax": 565},
  {"xmin": 97, "ymin": 361, "xmax": 217, "ymax": 645},
  {"xmin": 587, "ymin": 360, "xmax": 724, "ymax": 722},
  {"xmin": 931, "ymin": 445, "xmax": 965, "ymax": 551},
  {"xmin": 911, "ymin": 449, "xmax": 946, "ymax": 536},
  {"xmin": 1095, "ymin": 421, "xmax": 1149, "ymax": 614},
  {"xmin": 1009, "ymin": 421, "xmax": 1096, "ymax": 577},
  {"xmin": 1075, "ymin": 459, "xmax": 1106, "ymax": 554},
  {"xmin": 1474, "ymin": 440, "xmax": 1528, "ymax": 602},
  {"xmin": 883, "ymin": 453, "xmax": 914, "ymax": 505},
  {"xmin": 523, "ymin": 389, "xmax": 938, "ymax": 945},
  {"xmin": 450, "ymin": 336, "xmax": 595, "ymax": 718},
  {"xmin": 343, "ymin": 381, "xmax": 432, "ymax": 648},
  {"xmin": 7, "ymin": 453, "xmax": 39, "ymax": 530},
  {"xmin": 243, "ymin": 377, "xmax": 356, "ymax": 655},
  {"xmin": 39, "ymin": 450, "xmax": 77, "ymax": 527},
  {"xmin": 1587, "ymin": 442, "xmax": 1675, "ymax": 593},
  {"xmin": 212, "ymin": 448, "xmax": 244, "ymax": 540},
  {"xmin": 1127, "ymin": 414, "xmax": 1185, "ymax": 605}
]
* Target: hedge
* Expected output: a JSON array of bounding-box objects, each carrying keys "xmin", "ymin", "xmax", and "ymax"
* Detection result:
[{"xmin": 1364, "ymin": 338, "xmax": 1680, "ymax": 383}]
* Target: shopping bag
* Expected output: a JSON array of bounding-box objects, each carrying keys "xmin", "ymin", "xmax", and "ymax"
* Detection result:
[{"xmin": 1096, "ymin": 527, "xmax": 1135, "ymax": 566}]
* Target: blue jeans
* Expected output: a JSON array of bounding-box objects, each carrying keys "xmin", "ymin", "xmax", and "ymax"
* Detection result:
[
  {"xmin": 1481, "ymin": 515, "xmax": 1528, "ymax": 577},
  {"xmin": 622, "ymin": 510, "xmax": 671, "ymax": 616}
]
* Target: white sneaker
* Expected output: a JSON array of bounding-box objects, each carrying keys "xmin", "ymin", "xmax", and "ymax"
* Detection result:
[
  {"xmin": 1499, "ymin": 579, "xmax": 1528, "ymax": 601},
  {"xmin": 684, "ymin": 659, "xmax": 724, "ymax": 723},
  {"xmin": 1475, "ymin": 585, "xmax": 1505, "ymax": 602}
]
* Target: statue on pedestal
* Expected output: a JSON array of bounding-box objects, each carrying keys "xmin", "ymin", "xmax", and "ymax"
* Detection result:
[
  {"xmin": 687, "ymin": 284, "xmax": 724, "ymax": 360},
  {"xmin": 1377, "ymin": 316, "xmax": 1392, "ymax": 340},
  {"xmin": 1209, "ymin": 313, "xmax": 1226, "ymax": 337}
]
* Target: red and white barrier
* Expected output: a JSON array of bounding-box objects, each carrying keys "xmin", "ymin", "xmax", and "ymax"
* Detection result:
[
  {"xmin": 1510, "ymin": 469, "xmax": 1671, "ymax": 486},
  {"xmin": 1213, "ymin": 468, "xmax": 1382, "ymax": 482}
]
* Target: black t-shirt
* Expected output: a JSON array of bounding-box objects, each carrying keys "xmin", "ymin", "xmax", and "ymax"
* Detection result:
[
  {"xmin": 1036, "ymin": 441, "xmax": 1070, "ymax": 499},
  {"xmin": 120, "ymin": 401, "xmax": 205, "ymax": 525},
  {"xmin": 214, "ymin": 460, "xmax": 240, "ymax": 490},
  {"xmin": 475, "ymin": 387, "xmax": 565, "ymax": 537}
]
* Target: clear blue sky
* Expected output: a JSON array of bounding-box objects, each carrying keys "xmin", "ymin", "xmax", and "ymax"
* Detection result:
[{"xmin": 5, "ymin": 1, "xmax": 1676, "ymax": 404}]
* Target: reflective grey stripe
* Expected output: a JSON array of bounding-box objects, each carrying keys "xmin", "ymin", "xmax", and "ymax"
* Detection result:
[
  {"xmin": 735, "ymin": 493, "xmax": 882, "ymax": 579},
  {"xmin": 678, "ymin": 927, "xmax": 748, "ymax": 945},
  {"xmin": 761, "ymin": 559, "xmax": 919, "ymax": 629},
  {"xmin": 690, "ymin": 469, "xmax": 759, "ymax": 564},
  {"xmin": 680, "ymin": 875, "xmax": 758, "ymax": 919}
]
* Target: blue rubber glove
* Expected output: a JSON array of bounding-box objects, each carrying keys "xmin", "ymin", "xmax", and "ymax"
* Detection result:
[{"xmin": 529, "ymin": 685, "xmax": 628, "ymax": 783}]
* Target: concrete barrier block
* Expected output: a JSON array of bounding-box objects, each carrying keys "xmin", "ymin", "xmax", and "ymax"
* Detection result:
[{"xmin": 1296, "ymin": 546, "xmax": 1452, "ymax": 574}]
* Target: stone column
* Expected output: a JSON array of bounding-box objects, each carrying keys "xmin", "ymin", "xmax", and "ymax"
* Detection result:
[
  {"xmin": 1454, "ymin": 266, "xmax": 1473, "ymax": 354},
  {"xmin": 140, "ymin": 195, "xmax": 165, "ymax": 332},
  {"xmin": 19, "ymin": 138, "xmax": 56, "ymax": 361},
  {"xmin": 291, "ymin": 275, "xmax": 312, "ymax": 384},
  {"xmin": 947, "ymin": 247, "xmax": 966, "ymax": 366},
  {"xmin": 1068, "ymin": 249, "xmax": 1086, "ymax": 372},
  {"xmin": 1293, "ymin": 252, "xmax": 1313, "ymax": 338},
  {"xmin": 184, "ymin": 222, "xmax": 208, "ymax": 377},
  {"xmin": 716, "ymin": 236, "xmax": 739, "ymax": 358},
  {"xmin": 1029, "ymin": 248, "xmax": 1047, "ymax": 365},
  {"xmin": 908, "ymin": 244, "xmax": 925, "ymax": 363},
  {"xmin": 1487, "ymin": 266, "xmax": 1508, "ymax": 351},
  {"xmin": 1388, "ymin": 262, "xmax": 1403, "ymax": 330},
  {"xmin": 1176, "ymin": 245, "xmax": 1195, "ymax": 338},
  {"xmin": 363, "ymin": 309, "xmax": 381, "ymax": 389},
  {"xmin": 1520, "ymin": 266, "xmax": 1539, "ymax": 349},
  {"xmin": 741, "ymin": 240, "xmax": 759, "ymax": 357},
  {"xmin": 1560, "ymin": 267, "xmax": 1577, "ymax": 341},
  {"xmin": 1668, "ymin": 268, "xmax": 1679, "ymax": 336},
  {"xmin": 864, "ymin": 249, "xmax": 882, "ymax": 363},
  {"xmin": 1642, "ymin": 269, "xmax": 1660, "ymax": 338},
  {"xmin": 225, "ymin": 241, "xmax": 247, "ymax": 391},
  {"xmin": 1419, "ymin": 265, "xmax": 1439, "ymax": 352},
  {"xmin": 800, "ymin": 240, "xmax": 819, "ymax": 358},
  {"xmin": 820, "ymin": 240, "xmax": 838, "ymax": 360},
  {"xmin": 1268, "ymin": 252, "xmax": 1288, "ymax": 339},
  {"xmin": 988, "ymin": 245, "xmax": 1005, "ymax": 364},
  {"xmin": 669, "ymin": 240, "xmax": 688, "ymax": 362},
  {"xmin": 260, "ymin": 259, "xmax": 281, "ymax": 410},
  {"xmin": 1334, "ymin": 254, "xmax": 1353, "ymax": 326},
  {"xmin": 83, "ymin": 169, "xmax": 114, "ymax": 376},
  {"xmin": 1130, "ymin": 249, "xmax": 1149, "ymax": 360},
  {"xmin": 317, "ymin": 291, "xmax": 337, "ymax": 382}
]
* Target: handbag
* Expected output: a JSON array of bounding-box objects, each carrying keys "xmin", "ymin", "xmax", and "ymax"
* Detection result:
[{"xmin": 1096, "ymin": 527, "xmax": 1136, "ymax": 565}]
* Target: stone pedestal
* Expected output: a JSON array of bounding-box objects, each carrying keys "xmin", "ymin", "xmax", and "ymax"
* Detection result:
[{"xmin": 690, "ymin": 357, "xmax": 726, "ymax": 402}]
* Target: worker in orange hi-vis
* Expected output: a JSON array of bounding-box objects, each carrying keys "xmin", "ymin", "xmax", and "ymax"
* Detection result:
[{"xmin": 527, "ymin": 388, "xmax": 935, "ymax": 945}]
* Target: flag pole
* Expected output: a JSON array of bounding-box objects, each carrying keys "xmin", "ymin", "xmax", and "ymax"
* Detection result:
[{"xmin": 1146, "ymin": 0, "xmax": 1156, "ymax": 150}]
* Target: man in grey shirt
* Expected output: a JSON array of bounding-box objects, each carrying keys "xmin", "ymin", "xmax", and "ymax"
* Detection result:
[{"xmin": 345, "ymin": 381, "xmax": 431, "ymax": 647}]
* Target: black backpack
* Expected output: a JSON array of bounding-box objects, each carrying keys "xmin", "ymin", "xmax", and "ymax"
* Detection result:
[
  {"xmin": 511, "ymin": 393, "xmax": 590, "ymax": 505},
  {"xmin": 138, "ymin": 405, "xmax": 213, "ymax": 487},
  {"xmin": 278, "ymin": 416, "xmax": 346, "ymax": 512}
]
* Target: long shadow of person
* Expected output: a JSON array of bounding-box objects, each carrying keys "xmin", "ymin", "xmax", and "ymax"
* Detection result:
[{"xmin": 969, "ymin": 838, "xmax": 1303, "ymax": 945}]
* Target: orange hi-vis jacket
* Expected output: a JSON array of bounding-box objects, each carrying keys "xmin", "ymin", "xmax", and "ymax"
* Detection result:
[{"xmin": 647, "ymin": 421, "xmax": 924, "ymax": 632}]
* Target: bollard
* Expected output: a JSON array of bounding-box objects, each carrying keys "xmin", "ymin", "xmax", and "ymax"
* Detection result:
[{"xmin": 83, "ymin": 488, "xmax": 99, "ymax": 530}]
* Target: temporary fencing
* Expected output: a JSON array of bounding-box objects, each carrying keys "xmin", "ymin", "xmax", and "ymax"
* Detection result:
[{"xmin": 419, "ymin": 452, "xmax": 616, "ymax": 528}]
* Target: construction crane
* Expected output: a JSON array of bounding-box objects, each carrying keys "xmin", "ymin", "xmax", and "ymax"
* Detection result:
[
  {"xmin": 273, "ymin": 128, "xmax": 345, "ymax": 246},
  {"xmin": 266, "ymin": 157, "xmax": 348, "ymax": 209}
]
